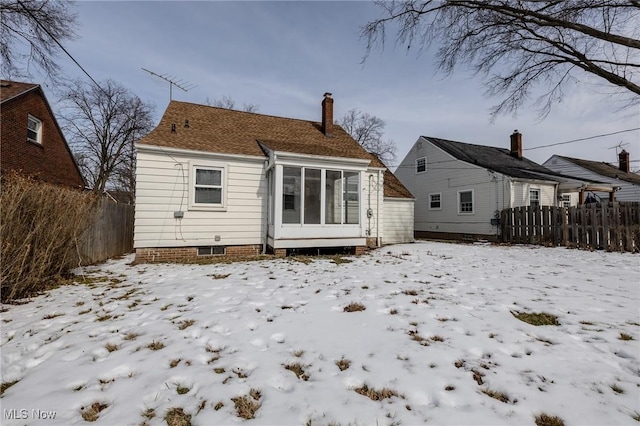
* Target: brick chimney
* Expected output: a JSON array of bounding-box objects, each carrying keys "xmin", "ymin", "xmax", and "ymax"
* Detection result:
[
  {"xmin": 510, "ymin": 130, "xmax": 522, "ymax": 159},
  {"xmin": 618, "ymin": 149, "xmax": 630, "ymax": 173},
  {"xmin": 321, "ymin": 92, "xmax": 333, "ymax": 137}
]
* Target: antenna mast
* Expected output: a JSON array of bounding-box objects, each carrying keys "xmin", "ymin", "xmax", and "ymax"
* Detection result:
[{"xmin": 142, "ymin": 68, "xmax": 196, "ymax": 100}]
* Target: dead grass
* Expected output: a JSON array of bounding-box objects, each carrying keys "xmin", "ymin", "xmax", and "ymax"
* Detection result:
[
  {"xmin": 146, "ymin": 340, "xmax": 164, "ymax": 351},
  {"xmin": 208, "ymin": 273, "xmax": 231, "ymax": 279},
  {"xmin": 534, "ymin": 413, "xmax": 566, "ymax": 426},
  {"xmin": 481, "ymin": 387, "xmax": 511, "ymax": 403},
  {"xmin": 631, "ymin": 411, "xmax": 640, "ymax": 422},
  {"xmin": 141, "ymin": 408, "xmax": 155, "ymax": 420},
  {"xmin": 170, "ymin": 359, "xmax": 181, "ymax": 368},
  {"xmin": 389, "ymin": 308, "xmax": 399, "ymax": 315},
  {"xmin": 331, "ymin": 256, "xmax": 352, "ymax": 265},
  {"xmin": 402, "ymin": 289, "xmax": 419, "ymax": 296},
  {"xmin": 214, "ymin": 401, "xmax": 224, "ymax": 411},
  {"xmin": 80, "ymin": 401, "xmax": 109, "ymax": 422},
  {"xmin": 123, "ymin": 332, "xmax": 140, "ymax": 341},
  {"xmin": 231, "ymin": 389, "xmax": 262, "ymax": 419},
  {"xmin": 42, "ymin": 312, "xmax": 65, "ymax": 319},
  {"xmin": 104, "ymin": 343, "xmax": 119, "ymax": 352},
  {"xmin": 336, "ymin": 358, "xmax": 351, "ymax": 371},
  {"xmin": 512, "ymin": 311, "xmax": 559, "ymax": 326},
  {"xmin": 353, "ymin": 384, "xmax": 402, "ymax": 401},
  {"xmin": 284, "ymin": 362, "xmax": 310, "ymax": 381},
  {"xmin": 1, "ymin": 380, "xmax": 19, "ymax": 396},
  {"xmin": 177, "ymin": 319, "xmax": 196, "ymax": 330},
  {"xmin": 164, "ymin": 407, "xmax": 191, "ymax": 426},
  {"xmin": 619, "ymin": 332, "xmax": 634, "ymax": 341},
  {"xmin": 610, "ymin": 383, "xmax": 625, "ymax": 394},
  {"xmin": 344, "ymin": 302, "xmax": 366, "ymax": 312},
  {"xmin": 176, "ymin": 385, "xmax": 190, "ymax": 395},
  {"xmin": 95, "ymin": 314, "xmax": 113, "ymax": 322}
]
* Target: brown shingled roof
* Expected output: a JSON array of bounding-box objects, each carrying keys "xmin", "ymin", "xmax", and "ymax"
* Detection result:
[
  {"xmin": 1, "ymin": 80, "xmax": 39, "ymax": 103},
  {"xmin": 140, "ymin": 100, "xmax": 376, "ymax": 161},
  {"xmin": 384, "ymin": 169, "xmax": 414, "ymax": 199}
]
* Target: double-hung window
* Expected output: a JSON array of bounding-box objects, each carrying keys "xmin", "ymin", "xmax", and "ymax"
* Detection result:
[
  {"xmin": 190, "ymin": 165, "xmax": 225, "ymax": 210},
  {"xmin": 27, "ymin": 115, "xmax": 42, "ymax": 144},
  {"xmin": 416, "ymin": 157, "xmax": 426, "ymax": 173},
  {"xmin": 529, "ymin": 188, "xmax": 540, "ymax": 207},
  {"xmin": 429, "ymin": 193, "xmax": 441, "ymax": 210},
  {"xmin": 458, "ymin": 190, "xmax": 474, "ymax": 214},
  {"xmin": 561, "ymin": 194, "xmax": 571, "ymax": 208}
]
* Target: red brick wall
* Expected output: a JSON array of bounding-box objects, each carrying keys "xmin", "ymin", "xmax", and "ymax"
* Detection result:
[
  {"xmin": 135, "ymin": 245, "xmax": 263, "ymax": 263},
  {"xmin": 1, "ymin": 88, "xmax": 85, "ymax": 188}
]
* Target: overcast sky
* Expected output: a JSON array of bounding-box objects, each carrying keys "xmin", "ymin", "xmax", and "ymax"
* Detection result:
[{"xmin": 33, "ymin": 1, "xmax": 640, "ymax": 169}]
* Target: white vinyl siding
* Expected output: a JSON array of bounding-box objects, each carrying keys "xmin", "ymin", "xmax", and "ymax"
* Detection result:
[
  {"xmin": 134, "ymin": 147, "xmax": 266, "ymax": 248},
  {"xmin": 510, "ymin": 181, "xmax": 556, "ymax": 207},
  {"xmin": 394, "ymin": 136, "xmax": 507, "ymax": 237},
  {"xmin": 383, "ymin": 198, "xmax": 414, "ymax": 244}
]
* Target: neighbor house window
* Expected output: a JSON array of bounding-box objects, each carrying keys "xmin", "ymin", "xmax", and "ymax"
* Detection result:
[
  {"xmin": 416, "ymin": 157, "xmax": 426, "ymax": 173},
  {"xmin": 561, "ymin": 194, "xmax": 571, "ymax": 208},
  {"xmin": 27, "ymin": 115, "xmax": 42, "ymax": 144},
  {"xmin": 283, "ymin": 167, "xmax": 359, "ymax": 225},
  {"xmin": 189, "ymin": 164, "xmax": 226, "ymax": 210},
  {"xmin": 458, "ymin": 190, "xmax": 474, "ymax": 214},
  {"xmin": 529, "ymin": 188, "xmax": 540, "ymax": 207},
  {"xmin": 429, "ymin": 193, "xmax": 441, "ymax": 210}
]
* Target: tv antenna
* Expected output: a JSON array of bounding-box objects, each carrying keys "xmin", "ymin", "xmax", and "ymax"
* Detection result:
[{"xmin": 142, "ymin": 68, "xmax": 196, "ymax": 100}]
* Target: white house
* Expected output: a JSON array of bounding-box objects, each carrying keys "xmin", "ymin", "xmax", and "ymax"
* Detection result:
[
  {"xmin": 134, "ymin": 94, "xmax": 414, "ymax": 262},
  {"xmin": 543, "ymin": 151, "xmax": 640, "ymax": 202},
  {"xmin": 394, "ymin": 131, "xmax": 613, "ymax": 241}
]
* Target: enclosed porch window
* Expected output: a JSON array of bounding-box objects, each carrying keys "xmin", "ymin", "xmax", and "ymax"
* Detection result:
[{"xmin": 282, "ymin": 166, "xmax": 359, "ymax": 225}]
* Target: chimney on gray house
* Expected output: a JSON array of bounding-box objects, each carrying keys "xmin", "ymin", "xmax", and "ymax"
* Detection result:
[
  {"xmin": 322, "ymin": 92, "xmax": 334, "ymax": 137},
  {"xmin": 618, "ymin": 149, "xmax": 630, "ymax": 173},
  {"xmin": 510, "ymin": 130, "xmax": 523, "ymax": 159}
]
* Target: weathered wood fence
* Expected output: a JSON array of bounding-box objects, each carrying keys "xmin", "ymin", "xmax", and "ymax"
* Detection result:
[
  {"xmin": 78, "ymin": 198, "xmax": 134, "ymax": 264},
  {"xmin": 501, "ymin": 203, "xmax": 640, "ymax": 252}
]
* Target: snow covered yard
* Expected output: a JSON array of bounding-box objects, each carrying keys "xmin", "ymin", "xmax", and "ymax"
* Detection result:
[{"xmin": 1, "ymin": 241, "xmax": 638, "ymax": 426}]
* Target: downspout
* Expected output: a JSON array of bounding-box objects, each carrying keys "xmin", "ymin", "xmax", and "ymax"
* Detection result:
[
  {"xmin": 262, "ymin": 159, "xmax": 270, "ymax": 254},
  {"xmin": 368, "ymin": 174, "xmax": 373, "ymax": 238},
  {"xmin": 376, "ymin": 169, "xmax": 382, "ymax": 247}
]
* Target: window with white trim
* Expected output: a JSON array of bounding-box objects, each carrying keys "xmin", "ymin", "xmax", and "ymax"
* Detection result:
[
  {"xmin": 283, "ymin": 167, "xmax": 359, "ymax": 225},
  {"xmin": 529, "ymin": 188, "xmax": 540, "ymax": 207},
  {"xmin": 416, "ymin": 157, "xmax": 426, "ymax": 173},
  {"xmin": 27, "ymin": 115, "xmax": 42, "ymax": 144},
  {"xmin": 561, "ymin": 194, "xmax": 571, "ymax": 208},
  {"xmin": 429, "ymin": 193, "xmax": 441, "ymax": 210},
  {"xmin": 190, "ymin": 165, "xmax": 226, "ymax": 210},
  {"xmin": 458, "ymin": 190, "xmax": 474, "ymax": 214}
]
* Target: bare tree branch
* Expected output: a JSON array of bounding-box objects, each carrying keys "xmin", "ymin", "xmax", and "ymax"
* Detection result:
[
  {"xmin": 59, "ymin": 79, "xmax": 155, "ymax": 198},
  {"xmin": 0, "ymin": 0, "xmax": 77, "ymax": 82},
  {"xmin": 206, "ymin": 95, "xmax": 260, "ymax": 113},
  {"xmin": 362, "ymin": 0, "xmax": 640, "ymax": 118},
  {"xmin": 340, "ymin": 109, "xmax": 397, "ymax": 165}
]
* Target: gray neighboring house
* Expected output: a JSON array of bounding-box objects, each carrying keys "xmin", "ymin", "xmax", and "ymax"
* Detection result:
[
  {"xmin": 395, "ymin": 131, "xmax": 614, "ymax": 241},
  {"xmin": 543, "ymin": 150, "xmax": 640, "ymax": 202}
]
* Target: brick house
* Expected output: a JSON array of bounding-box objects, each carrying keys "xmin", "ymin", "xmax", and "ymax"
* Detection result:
[{"xmin": 1, "ymin": 80, "xmax": 84, "ymax": 188}]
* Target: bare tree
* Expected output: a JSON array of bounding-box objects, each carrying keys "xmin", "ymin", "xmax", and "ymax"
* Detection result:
[
  {"xmin": 59, "ymin": 79, "xmax": 155, "ymax": 198},
  {"xmin": 206, "ymin": 95, "xmax": 259, "ymax": 113},
  {"xmin": 340, "ymin": 109, "xmax": 397, "ymax": 165},
  {"xmin": 0, "ymin": 0, "xmax": 77, "ymax": 81},
  {"xmin": 362, "ymin": 1, "xmax": 640, "ymax": 118}
]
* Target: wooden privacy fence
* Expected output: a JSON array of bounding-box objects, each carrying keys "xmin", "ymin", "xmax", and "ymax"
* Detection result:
[
  {"xmin": 79, "ymin": 198, "xmax": 134, "ymax": 264},
  {"xmin": 501, "ymin": 203, "xmax": 640, "ymax": 252}
]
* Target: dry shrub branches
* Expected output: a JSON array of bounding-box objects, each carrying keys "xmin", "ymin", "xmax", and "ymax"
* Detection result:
[{"xmin": 1, "ymin": 173, "xmax": 97, "ymax": 301}]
